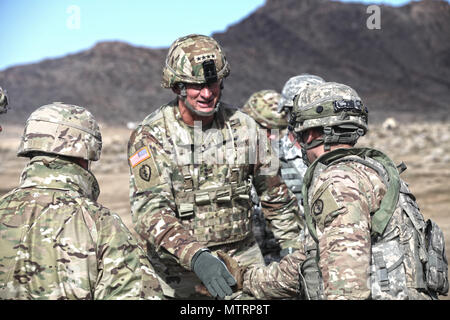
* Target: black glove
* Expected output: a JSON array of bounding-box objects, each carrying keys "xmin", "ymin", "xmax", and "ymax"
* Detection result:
[{"xmin": 191, "ymin": 249, "xmax": 236, "ymax": 299}]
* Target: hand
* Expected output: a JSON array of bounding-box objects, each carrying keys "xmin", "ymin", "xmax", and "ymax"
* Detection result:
[
  {"xmin": 194, "ymin": 251, "xmax": 247, "ymax": 297},
  {"xmin": 216, "ymin": 251, "xmax": 246, "ymax": 291},
  {"xmin": 192, "ymin": 249, "xmax": 236, "ymax": 299}
]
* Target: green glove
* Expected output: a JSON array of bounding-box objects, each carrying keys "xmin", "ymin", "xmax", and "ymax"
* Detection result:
[{"xmin": 192, "ymin": 249, "xmax": 236, "ymax": 299}]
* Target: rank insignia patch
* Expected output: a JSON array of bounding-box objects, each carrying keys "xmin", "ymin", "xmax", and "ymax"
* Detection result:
[
  {"xmin": 313, "ymin": 199, "xmax": 324, "ymax": 216},
  {"xmin": 139, "ymin": 164, "xmax": 151, "ymax": 181}
]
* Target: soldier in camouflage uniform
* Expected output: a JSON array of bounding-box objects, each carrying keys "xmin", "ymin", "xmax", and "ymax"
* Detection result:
[
  {"xmin": 241, "ymin": 90, "xmax": 293, "ymax": 265},
  {"xmin": 242, "ymin": 82, "xmax": 447, "ymax": 299},
  {"xmin": 278, "ymin": 75, "xmax": 325, "ymax": 221},
  {"xmin": 0, "ymin": 102, "xmax": 164, "ymax": 300},
  {"xmin": 127, "ymin": 34, "xmax": 301, "ymax": 299},
  {"xmin": 0, "ymin": 87, "xmax": 8, "ymax": 133}
]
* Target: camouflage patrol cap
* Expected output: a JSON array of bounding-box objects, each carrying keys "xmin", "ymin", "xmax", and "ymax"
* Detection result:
[
  {"xmin": 278, "ymin": 74, "xmax": 325, "ymax": 113},
  {"xmin": 0, "ymin": 87, "xmax": 8, "ymax": 114},
  {"xmin": 161, "ymin": 34, "xmax": 230, "ymax": 88},
  {"xmin": 242, "ymin": 90, "xmax": 288, "ymax": 129},
  {"xmin": 17, "ymin": 102, "xmax": 102, "ymax": 161},
  {"xmin": 292, "ymin": 82, "xmax": 368, "ymax": 137}
]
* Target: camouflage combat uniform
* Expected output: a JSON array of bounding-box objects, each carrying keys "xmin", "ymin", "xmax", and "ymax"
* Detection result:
[
  {"xmin": 128, "ymin": 100, "xmax": 300, "ymax": 298},
  {"xmin": 242, "ymin": 241, "xmax": 305, "ymax": 299},
  {"xmin": 0, "ymin": 102, "xmax": 164, "ymax": 300},
  {"xmin": 300, "ymin": 148, "xmax": 435, "ymax": 300},
  {"xmin": 278, "ymin": 134, "xmax": 307, "ymax": 213},
  {"xmin": 242, "ymin": 82, "xmax": 446, "ymax": 300},
  {"xmin": 0, "ymin": 87, "xmax": 8, "ymax": 132},
  {"xmin": 0, "ymin": 157, "xmax": 163, "ymax": 300},
  {"xmin": 277, "ymin": 74, "xmax": 325, "ymax": 214},
  {"xmin": 242, "ymin": 90, "xmax": 293, "ymax": 265},
  {"xmin": 127, "ymin": 34, "xmax": 301, "ymax": 299},
  {"xmin": 243, "ymin": 148, "xmax": 433, "ymax": 300}
]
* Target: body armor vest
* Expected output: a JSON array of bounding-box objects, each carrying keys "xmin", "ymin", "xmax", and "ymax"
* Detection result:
[
  {"xmin": 300, "ymin": 148, "xmax": 448, "ymax": 300},
  {"xmin": 161, "ymin": 105, "xmax": 257, "ymax": 247}
]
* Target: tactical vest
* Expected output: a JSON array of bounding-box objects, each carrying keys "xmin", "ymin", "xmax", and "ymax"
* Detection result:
[
  {"xmin": 161, "ymin": 105, "xmax": 257, "ymax": 247},
  {"xmin": 300, "ymin": 148, "xmax": 448, "ymax": 300}
]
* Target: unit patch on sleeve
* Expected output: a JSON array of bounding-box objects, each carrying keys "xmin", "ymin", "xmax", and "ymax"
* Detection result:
[
  {"xmin": 313, "ymin": 199, "xmax": 324, "ymax": 216},
  {"xmin": 139, "ymin": 164, "xmax": 151, "ymax": 181},
  {"xmin": 129, "ymin": 146, "xmax": 151, "ymax": 168}
]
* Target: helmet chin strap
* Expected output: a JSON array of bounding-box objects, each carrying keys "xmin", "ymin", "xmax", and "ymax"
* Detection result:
[
  {"xmin": 299, "ymin": 136, "xmax": 325, "ymax": 167},
  {"xmin": 177, "ymin": 83, "xmax": 222, "ymax": 117},
  {"xmin": 182, "ymin": 96, "xmax": 220, "ymax": 117},
  {"xmin": 298, "ymin": 125, "xmax": 363, "ymax": 166}
]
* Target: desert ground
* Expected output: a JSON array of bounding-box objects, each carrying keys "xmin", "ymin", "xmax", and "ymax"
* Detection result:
[{"xmin": 1, "ymin": 120, "xmax": 449, "ymax": 299}]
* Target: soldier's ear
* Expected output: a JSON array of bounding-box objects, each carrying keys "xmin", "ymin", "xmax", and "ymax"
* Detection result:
[
  {"xmin": 302, "ymin": 130, "xmax": 314, "ymax": 144},
  {"xmin": 306, "ymin": 128, "xmax": 322, "ymax": 144}
]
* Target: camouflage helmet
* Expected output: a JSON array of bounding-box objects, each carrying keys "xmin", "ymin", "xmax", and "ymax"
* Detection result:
[
  {"xmin": 242, "ymin": 90, "xmax": 288, "ymax": 129},
  {"xmin": 278, "ymin": 74, "xmax": 325, "ymax": 113},
  {"xmin": 17, "ymin": 102, "xmax": 102, "ymax": 161},
  {"xmin": 0, "ymin": 87, "xmax": 8, "ymax": 114},
  {"xmin": 161, "ymin": 34, "xmax": 230, "ymax": 88},
  {"xmin": 292, "ymin": 82, "xmax": 368, "ymax": 150}
]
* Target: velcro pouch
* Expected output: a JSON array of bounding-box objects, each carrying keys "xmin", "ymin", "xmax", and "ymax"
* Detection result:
[{"xmin": 425, "ymin": 219, "xmax": 449, "ymax": 295}]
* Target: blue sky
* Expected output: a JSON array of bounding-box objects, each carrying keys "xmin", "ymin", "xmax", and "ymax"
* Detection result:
[{"xmin": 0, "ymin": 0, "xmax": 445, "ymax": 71}]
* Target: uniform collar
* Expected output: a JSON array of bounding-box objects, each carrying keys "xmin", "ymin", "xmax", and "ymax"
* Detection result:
[{"xmin": 18, "ymin": 156, "xmax": 100, "ymax": 201}]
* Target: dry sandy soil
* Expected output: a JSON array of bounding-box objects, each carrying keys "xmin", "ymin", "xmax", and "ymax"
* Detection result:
[{"xmin": 1, "ymin": 121, "xmax": 449, "ymax": 299}]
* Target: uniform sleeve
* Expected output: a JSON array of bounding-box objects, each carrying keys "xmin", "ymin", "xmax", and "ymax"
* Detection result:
[
  {"xmin": 86, "ymin": 206, "xmax": 165, "ymax": 300},
  {"xmin": 128, "ymin": 125, "xmax": 205, "ymax": 270},
  {"xmin": 311, "ymin": 163, "xmax": 385, "ymax": 300},
  {"xmin": 243, "ymin": 248, "xmax": 305, "ymax": 299},
  {"xmin": 253, "ymin": 126, "xmax": 302, "ymax": 250}
]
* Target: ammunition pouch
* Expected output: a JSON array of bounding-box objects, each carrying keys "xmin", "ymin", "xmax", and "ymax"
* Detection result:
[
  {"xmin": 175, "ymin": 181, "xmax": 253, "ymax": 247},
  {"xmin": 425, "ymin": 219, "xmax": 449, "ymax": 296},
  {"xmin": 299, "ymin": 229, "xmax": 324, "ymax": 300},
  {"xmin": 370, "ymin": 240, "xmax": 409, "ymax": 299}
]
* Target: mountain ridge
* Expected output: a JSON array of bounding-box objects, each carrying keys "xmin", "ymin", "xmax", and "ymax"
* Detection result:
[{"xmin": 1, "ymin": 0, "xmax": 449, "ymax": 125}]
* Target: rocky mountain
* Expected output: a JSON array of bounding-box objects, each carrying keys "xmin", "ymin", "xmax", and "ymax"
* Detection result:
[{"xmin": 1, "ymin": 0, "xmax": 449, "ymax": 125}]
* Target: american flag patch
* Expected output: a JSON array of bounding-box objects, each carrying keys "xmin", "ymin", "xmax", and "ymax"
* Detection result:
[{"xmin": 129, "ymin": 146, "xmax": 151, "ymax": 168}]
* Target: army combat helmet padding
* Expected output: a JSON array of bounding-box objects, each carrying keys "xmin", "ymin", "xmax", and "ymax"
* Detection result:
[
  {"xmin": 161, "ymin": 34, "xmax": 230, "ymax": 89},
  {"xmin": 292, "ymin": 82, "xmax": 368, "ymax": 152},
  {"xmin": 277, "ymin": 74, "xmax": 325, "ymax": 113},
  {"xmin": 17, "ymin": 102, "xmax": 102, "ymax": 161},
  {"xmin": 242, "ymin": 90, "xmax": 288, "ymax": 129}
]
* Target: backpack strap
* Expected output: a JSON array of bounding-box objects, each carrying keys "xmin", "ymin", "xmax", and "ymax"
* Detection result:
[{"xmin": 303, "ymin": 147, "xmax": 401, "ymax": 243}]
